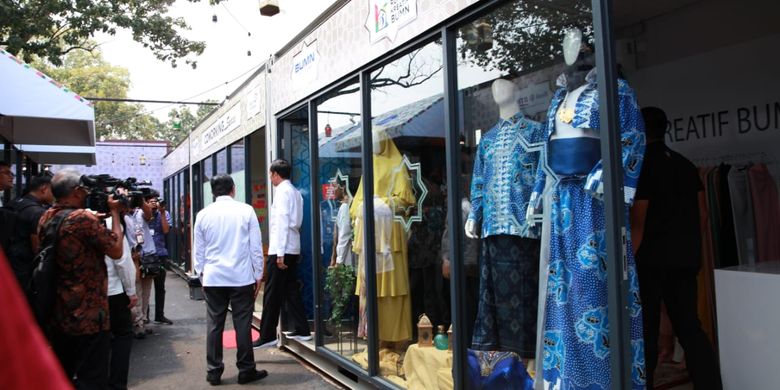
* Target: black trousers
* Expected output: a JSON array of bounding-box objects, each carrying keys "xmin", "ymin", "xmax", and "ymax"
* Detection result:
[
  {"xmin": 53, "ymin": 330, "xmax": 111, "ymax": 390},
  {"xmin": 259, "ymin": 254, "xmax": 310, "ymax": 342},
  {"xmin": 638, "ymin": 265, "xmax": 722, "ymax": 390},
  {"xmin": 108, "ymin": 293, "xmax": 133, "ymax": 390},
  {"xmin": 153, "ymin": 266, "xmax": 167, "ymax": 319},
  {"xmin": 204, "ymin": 284, "xmax": 256, "ymax": 376}
]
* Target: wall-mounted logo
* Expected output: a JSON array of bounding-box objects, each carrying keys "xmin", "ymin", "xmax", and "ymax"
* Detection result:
[
  {"xmin": 291, "ymin": 40, "xmax": 319, "ymax": 91},
  {"xmin": 365, "ymin": 0, "xmax": 418, "ymax": 43}
]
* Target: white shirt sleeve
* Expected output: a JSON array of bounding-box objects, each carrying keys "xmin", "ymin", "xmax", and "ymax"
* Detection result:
[
  {"xmin": 193, "ymin": 212, "xmax": 205, "ymax": 277},
  {"xmin": 115, "ymin": 236, "xmax": 137, "ymax": 296},
  {"xmin": 249, "ymin": 208, "xmax": 264, "ymax": 281},
  {"xmin": 335, "ymin": 204, "xmax": 352, "ymax": 264},
  {"xmin": 272, "ymin": 187, "xmax": 290, "ymax": 257}
]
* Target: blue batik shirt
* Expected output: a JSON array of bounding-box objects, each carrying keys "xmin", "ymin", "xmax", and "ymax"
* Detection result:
[
  {"xmin": 529, "ymin": 69, "xmax": 646, "ymax": 214},
  {"xmin": 467, "ymin": 112, "xmax": 545, "ymax": 239}
]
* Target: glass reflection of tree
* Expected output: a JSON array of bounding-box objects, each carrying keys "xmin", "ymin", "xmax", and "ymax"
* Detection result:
[{"xmin": 460, "ymin": 0, "xmax": 592, "ymax": 73}]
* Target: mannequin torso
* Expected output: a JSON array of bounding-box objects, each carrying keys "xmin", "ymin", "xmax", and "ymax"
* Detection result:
[{"xmin": 551, "ymin": 84, "xmax": 598, "ymax": 140}]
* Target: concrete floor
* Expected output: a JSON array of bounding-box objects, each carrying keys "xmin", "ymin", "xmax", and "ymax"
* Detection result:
[{"xmin": 126, "ymin": 273, "xmax": 343, "ymax": 389}]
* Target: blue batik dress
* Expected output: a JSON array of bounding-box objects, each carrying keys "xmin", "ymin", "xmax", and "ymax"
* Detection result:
[{"xmin": 530, "ymin": 70, "xmax": 647, "ymax": 390}]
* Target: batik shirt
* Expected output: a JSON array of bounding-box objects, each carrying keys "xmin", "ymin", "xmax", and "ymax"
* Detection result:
[
  {"xmin": 529, "ymin": 69, "xmax": 646, "ymax": 212},
  {"xmin": 468, "ymin": 112, "xmax": 544, "ymax": 239},
  {"xmin": 38, "ymin": 207, "xmax": 118, "ymax": 335}
]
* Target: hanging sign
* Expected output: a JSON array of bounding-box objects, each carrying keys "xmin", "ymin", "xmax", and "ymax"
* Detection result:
[
  {"xmin": 202, "ymin": 104, "xmax": 241, "ymax": 149},
  {"xmin": 291, "ymin": 40, "xmax": 319, "ymax": 91},
  {"xmin": 365, "ymin": 0, "xmax": 418, "ymax": 43}
]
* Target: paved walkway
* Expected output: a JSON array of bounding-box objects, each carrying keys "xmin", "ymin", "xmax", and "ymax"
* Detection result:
[{"xmin": 127, "ymin": 273, "xmax": 342, "ymax": 389}]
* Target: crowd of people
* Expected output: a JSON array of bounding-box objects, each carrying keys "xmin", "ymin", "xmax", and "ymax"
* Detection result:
[
  {"xmin": 0, "ymin": 158, "xmax": 311, "ymax": 388},
  {"xmin": 0, "ymin": 165, "xmax": 173, "ymax": 389}
]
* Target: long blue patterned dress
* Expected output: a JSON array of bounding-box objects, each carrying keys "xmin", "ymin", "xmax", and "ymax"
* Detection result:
[{"xmin": 530, "ymin": 70, "xmax": 647, "ymax": 390}]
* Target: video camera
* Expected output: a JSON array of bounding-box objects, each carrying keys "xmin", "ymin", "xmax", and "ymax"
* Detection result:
[{"xmin": 80, "ymin": 174, "xmax": 157, "ymax": 213}]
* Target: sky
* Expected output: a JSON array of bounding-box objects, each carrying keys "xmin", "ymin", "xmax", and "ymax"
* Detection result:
[{"xmin": 97, "ymin": 0, "xmax": 337, "ymax": 121}]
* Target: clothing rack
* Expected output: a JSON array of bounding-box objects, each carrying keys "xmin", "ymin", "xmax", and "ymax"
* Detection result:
[{"xmin": 692, "ymin": 151, "xmax": 777, "ymax": 166}]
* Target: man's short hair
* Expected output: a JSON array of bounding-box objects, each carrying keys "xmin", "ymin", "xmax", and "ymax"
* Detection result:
[
  {"xmin": 641, "ymin": 106, "xmax": 668, "ymax": 142},
  {"xmin": 270, "ymin": 159, "xmax": 291, "ymax": 180},
  {"xmin": 51, "ymin": 169, "xmax": 81, "ymax": 199},
  {"xmin": 210, "ymin": 174, "xmax": 234, "ymax": 197},
  {"xmin": 28, "ymin": 175, "xmax": 52, "ymax": 193}
]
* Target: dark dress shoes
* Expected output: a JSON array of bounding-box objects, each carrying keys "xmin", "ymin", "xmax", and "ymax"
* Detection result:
[{"xmin": 237, "ymin": 369, "xmax": 268, "ymax": 384}]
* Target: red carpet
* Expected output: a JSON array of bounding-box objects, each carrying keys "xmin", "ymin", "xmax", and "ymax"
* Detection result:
[{"xmin": 222, "ymin": 328, "xmax": 260, "ymax": 349}]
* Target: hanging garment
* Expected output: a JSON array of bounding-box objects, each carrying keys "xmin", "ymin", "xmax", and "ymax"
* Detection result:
[
  {"xmin": 467, "ymin": 112, "xmax": 545, "ymax": 238},
  {"xmin": 727, "ymin": 166, "xmax": 758, "ymax": 265},
  {"xmin": 748, "ymin": 163, "xmax": 780, "ymax": 262},
  {"xmin": 471, "ymin": 234, "xmax": 540, "ymax": 357},
  {"xmin": 697, "ymin": 167, "xmax": 717, "ymax": 345},
  {"xmin": 718, "ymin": 164, "xmax": 739, "ymax": 268},
  {"xmin": 352, "ymin": 135, "xmax": 415, "ymax": 342},
  {"xmin": 532, "ymin": 69, "xmax": 646, "ymax": 390}
]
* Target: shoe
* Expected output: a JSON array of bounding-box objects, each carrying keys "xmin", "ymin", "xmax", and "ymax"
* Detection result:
[
  {"xmin": 206, "ymin": 372, "xmax": 221, "ymax": 386},
  {"xmin": 155, "ymin": 316, "xmax": 173, "ymax": 325},
  {"xmin": 286, "ymin": 332, "xmax": 312, "ymax": 341},
  {"xmin": 252, "ymin": 338, "xmax": 278, "ymax": 349},
  {"xmin": 134, "ymin": 332, "xmax": 146, "ymax": 340},
  {"xmin": 237, "ymin": 369, "xmax": 268, "ymax": 384}
]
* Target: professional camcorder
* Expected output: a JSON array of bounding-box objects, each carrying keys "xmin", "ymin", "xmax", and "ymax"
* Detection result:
[{"xmin": 80, "ymin": 174, "xmax": 156, "ymax": 213}]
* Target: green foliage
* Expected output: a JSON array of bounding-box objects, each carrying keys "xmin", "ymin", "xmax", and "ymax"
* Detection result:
[
  {"xmin": 459, "ymin": 1, "xmax": 593, "ymax": 74},
  {"xmin": 0, "ymin": 0, "xmax": 214, "ymax": 68},
  {"xmin": 33, "ymin": 49, "xmax": 162, "ymax": 141},
  {"xmin": 324, "ymin": 265, "xmax": 357, "ymax": 329},
  {"xmin": 160, "ymin": 100, "xmax": 217, "ymax": 146}
]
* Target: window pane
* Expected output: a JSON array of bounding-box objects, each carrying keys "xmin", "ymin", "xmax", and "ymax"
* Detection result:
[
  {"xmin": 230, "ymin": 140, "xmax": 246, "ymax": 203},
  {"xmin": 365, "ymin": 39, "xmax": 447, "ymax": 387},
  {"xmin": 202, "ymin": 156, "xmax": 214, "ymax": 207},
  {"xmin": 216, "ymin": 147, "xmax": 228, "ymax": 175},
  {"xmin": 315, "ymin": 80, "xmax": 363, "ymax": 359}
]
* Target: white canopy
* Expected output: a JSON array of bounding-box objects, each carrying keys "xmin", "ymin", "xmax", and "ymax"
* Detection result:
[{"xmin": 0, "ymin": 49, "xmax": 96, "ymax": 165}]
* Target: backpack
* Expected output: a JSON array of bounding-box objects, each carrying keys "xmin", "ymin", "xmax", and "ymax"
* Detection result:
[
  {"xmin": 2, "ymin": 198, "xmax": 42, "ymax": 282},
  {"xmin": 26, "ymin": 208, "xmax": 74, "ymax": 335},
  {"xmin": 0, "ymin": 197, "xmax": 39, "ymax": 252}
]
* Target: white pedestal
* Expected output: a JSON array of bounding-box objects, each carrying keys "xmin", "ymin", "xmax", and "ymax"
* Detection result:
[{"xmin": 715, "ymin": 262, "xmax": 780, "ymax": 390}]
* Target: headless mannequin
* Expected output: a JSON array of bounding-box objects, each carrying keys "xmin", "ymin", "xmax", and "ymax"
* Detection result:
[
  {"xmin": 551, "ymin": 28, "xmax": 598, "ymax": 141},
  {"xmin": 465, "ymin": 79, "xmax": 522, "ymax": 238}
]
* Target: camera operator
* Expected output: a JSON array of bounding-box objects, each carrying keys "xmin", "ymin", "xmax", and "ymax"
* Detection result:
[
  {"xmin": 39, "ymin": 169, "xmax": 123, "ymax": 388},
  {"xmin": 126, "ymin": 192, "xmax": 160, "ymax": 338},
  {"xmin": 149, "ymin": 196, "xmax": 173, "ymax": 325}
]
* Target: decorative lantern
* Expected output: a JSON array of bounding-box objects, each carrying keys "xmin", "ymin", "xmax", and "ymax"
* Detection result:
[
  {"xmin": 417, "ymin": 313, "xmax": 433, "ymax": 347},
  {"xmin": 259, "ymin": 0, "xmax": 280, "ymax": 16},
  {"xmin": 325, "ymin": 123, "xmax": 332, "ymax": 137},
  {"xmin": 447, "ymin": 325, "xmax": 453, "ymax": 351}
]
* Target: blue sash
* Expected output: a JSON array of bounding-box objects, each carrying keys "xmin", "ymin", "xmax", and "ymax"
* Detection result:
[{"xmin": 548, "ymin": 138, "xmax": 601, "ymax": 176}]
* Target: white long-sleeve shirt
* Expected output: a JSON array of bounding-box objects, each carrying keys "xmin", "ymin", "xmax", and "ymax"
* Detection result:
[
  {"xmin": 105, "ymin": 217, "xmax": 136, "ymax": 297},
  {"xmin": 268, "ymin": 180, "xmax": 303, "ymax": 257},
  {"xmin": 335, "ymin": 202, "xmax": 353, "ymax": 265},
  {"xmin": 194, "ymin": 195, "xmax": 264, "ymax": 287}
]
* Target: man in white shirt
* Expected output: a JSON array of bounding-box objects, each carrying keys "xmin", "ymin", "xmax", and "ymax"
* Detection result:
[
  {"xmin": 255, "ymin": 159, "xmax": 311, "ymax": 348},
  {"xmin": 104, "ymin": 213, "xmax": 138, "ymax": 390},
  {"xmin": 194, "ymin": 174, "xmax": 266, "ymax": 386}
]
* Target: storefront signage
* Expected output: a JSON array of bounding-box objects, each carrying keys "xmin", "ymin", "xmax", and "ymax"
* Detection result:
[
  {"xmin": 202, "ymin": 104, "xmax": 241, "ymax": 149},
  {"xmin": 291, "ymin": 40, "xmax": 319, "ymax": 91},
  {"xmin": 365, "ymin": 0, "xmax": 418, "ymax": 43},
  {"xmin": 245, "ymin": 79, "xmax": 263, "ymax": 119}
]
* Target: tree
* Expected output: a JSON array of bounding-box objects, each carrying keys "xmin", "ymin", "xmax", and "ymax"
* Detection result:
[
  {"xmin": 0, "ymin": 0, "xmax": 221, "ymax": 68},
  {"xmin": 459, "ymin": 1, "xmax": 593, "ymax": 74},
  {"xmin": 160, "ymin": 100, "xmax": 218, "ymax": 146},
  {"xmin": 34, "ymin": 49, "xmax": 162, "ymax": 140}
]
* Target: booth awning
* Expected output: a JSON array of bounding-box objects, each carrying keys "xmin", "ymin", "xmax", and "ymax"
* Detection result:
[{"xmin": 0, "ymin": 48, "xmax": 96, "ymax": 164}]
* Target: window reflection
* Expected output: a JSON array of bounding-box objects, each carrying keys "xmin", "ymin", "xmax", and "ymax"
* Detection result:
[{"xmin": 316, "ymin": 80, "xmax": 364, "ymax": 358}]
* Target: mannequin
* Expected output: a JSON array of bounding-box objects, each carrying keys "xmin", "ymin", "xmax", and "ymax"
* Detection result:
[
  {"xmin": 351, "ymin": 130, "xmax": 414, "ymax": 344},
  {"xmin": 465, "ymin": 78, "xmax": 545, "ymax": 359},
  {"xmin": 530, "ymin": 27, "xmax": 647, "ymax": 390}
]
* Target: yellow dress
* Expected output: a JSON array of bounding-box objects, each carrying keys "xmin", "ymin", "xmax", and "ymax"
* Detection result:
[{"xmin": 351, "ymin": 135, "xmax": 415, "ymax": 342}]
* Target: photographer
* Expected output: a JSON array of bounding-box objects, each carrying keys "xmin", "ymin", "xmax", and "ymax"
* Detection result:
[
  {"xmin": 39, "ymin": 169, "xmax": 123, "ymax": 388},
  {"xmin": 126, "ymin": 192, "xmax": 160, "ymax": 338},
  {"xmin": 149, "ymin": 196, "xmax": 173, "ymax": 325}
]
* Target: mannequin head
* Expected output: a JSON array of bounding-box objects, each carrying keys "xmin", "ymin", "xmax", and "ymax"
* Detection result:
[
  {"xmin": 372, "ymin": 129, "xmax": 387, "ymax": 155},
  {"xmin": 561, "ymin": 27, "xmax": 594, "ymax": 91},
  {"xmin": 491, "ymin": 78, "xmax": 519, "ymax": 106}
]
